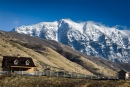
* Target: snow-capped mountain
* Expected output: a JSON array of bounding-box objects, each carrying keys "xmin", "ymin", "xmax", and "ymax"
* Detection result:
[{"xmin": 13, "ymin": 19, "xmax": 130, "ymax": 63}]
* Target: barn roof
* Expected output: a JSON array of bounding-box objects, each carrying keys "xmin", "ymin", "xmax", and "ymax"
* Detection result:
[
  {"xmin": 118, "ymin": 70, "xmax": 128, "ymax": 73},
  {"xmin": 2, "ymin": 56, "xmax": 36, "ymax": 67}
]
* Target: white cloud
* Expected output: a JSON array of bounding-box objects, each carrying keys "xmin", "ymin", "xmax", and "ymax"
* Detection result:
[
  {"xmin": 113, "ymin": 25, "xmax": 128, "ymax": 30},
  {"xmin": 13, "ymin": 20, "xmax": 19, "ymax": 27}
]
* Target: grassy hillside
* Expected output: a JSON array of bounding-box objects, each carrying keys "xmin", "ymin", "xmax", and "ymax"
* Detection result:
[
  {"xmin": 0, "ymin": 31, "xmax": 92, "ymax": 75},
  {"xmin": 0, "ymin": 31, "xmax": 129, "ymax": 76}
]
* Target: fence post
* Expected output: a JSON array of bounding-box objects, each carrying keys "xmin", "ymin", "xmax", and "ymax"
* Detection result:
[
  {"xmin": 64, "ymin": 71, "xmax": 65, "ymax": 77},
  {"xmin": 77, "ymin": 73, "xmax": 79, "ymax": 78},
  {"xmin": 49, "ymin": 71, "xmax": 51, "ymax": 76},
  {"xmin": 97, "ymin": 75, "xmax": 100, "ymax": 79},
  {"xmin": 84, "ymin": 74, "xmax": 86, "ymax": 79},
  {"xmin": 57, "ymin": 72, "xmax": 58, "ymax": 77},
  {"xmin": 91, "ymin": 75, "xmax": 92, "ymax": 79}
]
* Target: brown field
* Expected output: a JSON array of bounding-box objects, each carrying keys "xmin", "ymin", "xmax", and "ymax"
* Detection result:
[{"xmin": 0, "ymin": 75, "xmax": 130, "ymax": 87}]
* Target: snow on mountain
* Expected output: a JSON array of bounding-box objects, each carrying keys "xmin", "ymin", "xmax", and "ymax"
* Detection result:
[
  {"xmin": 14, "ymin": 21, "xmax": 58, "ymax": 41},
  {"xmin": 13, "ymin": 19, "xmax": 130, "ymax": 63}
]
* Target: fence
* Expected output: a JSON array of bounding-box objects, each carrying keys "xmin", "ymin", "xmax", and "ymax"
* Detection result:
[
  {"xmin": 0, "ymin": 71, "xmax": 9, "ymax": 75},
  {"xmin": 0, "ymin": 71, "xmax": 117, "ymax": 79}
]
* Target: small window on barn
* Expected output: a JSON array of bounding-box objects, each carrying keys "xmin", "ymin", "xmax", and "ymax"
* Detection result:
[
  {"xmin": 14, "ymin": 59, "xmax": 18, "ymax": 65},
  {"xmin": 25, "ymin": 60, "xmax": 30, "ymax": 65}
]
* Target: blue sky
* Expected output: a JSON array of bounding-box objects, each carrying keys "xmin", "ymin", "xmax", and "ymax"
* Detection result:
[{"xmin": 0, "ymin": 0, "xmax": 130, "ymax": 31}]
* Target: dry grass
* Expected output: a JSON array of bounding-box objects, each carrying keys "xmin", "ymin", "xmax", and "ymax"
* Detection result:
[
  {"xmin": 0, "ymin": 75, "xmax": 86, "ymax": 87},
  {"xmin": 0, "ymin": 75, "xmax": 130, "ymax": 87},
  {"xmin": 0, "ymin": 34, "xmax": 93, "ymax": 75}
]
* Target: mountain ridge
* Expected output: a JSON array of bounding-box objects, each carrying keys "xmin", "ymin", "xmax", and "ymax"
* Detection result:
[{"xmin": 13, "ymin": 19, "xmax": 130, "ymax": 63}]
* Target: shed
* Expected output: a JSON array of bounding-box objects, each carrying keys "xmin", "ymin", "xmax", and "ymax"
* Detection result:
[{"xmin": 118, "ymin": 70, "xmax": 129, "ymax": 79}]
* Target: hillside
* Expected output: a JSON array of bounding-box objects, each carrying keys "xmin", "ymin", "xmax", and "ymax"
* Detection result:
[
  {"xmin": 0, "ymin": 31, "xmax": 93, "ymax": 75},
  {"xmin": 0, "ymin": 31, "xmax": 129, "ymax": 76}
]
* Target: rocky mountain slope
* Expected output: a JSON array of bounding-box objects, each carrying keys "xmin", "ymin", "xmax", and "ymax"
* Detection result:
[
  {"xmin": 1, "ymin": 30, "xmax": 130, "ymax": 76},
  {"xmin": 13, "ymin": 19, "xmax": 130, "ymax": 63}
]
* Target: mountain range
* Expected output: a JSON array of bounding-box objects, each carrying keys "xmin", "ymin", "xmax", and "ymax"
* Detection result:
[{"xmin": 13, "ymin": 19, "xmax": 130, "ymax": 63}]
